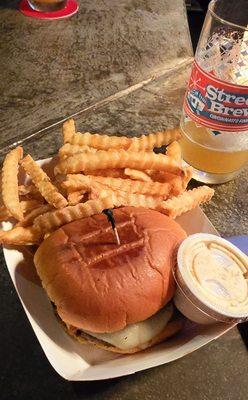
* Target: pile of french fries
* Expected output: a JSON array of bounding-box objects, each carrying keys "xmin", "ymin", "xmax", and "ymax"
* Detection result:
[{"xmin": 0, "ymin": 119, "xmax": 214, "ymax": 246}]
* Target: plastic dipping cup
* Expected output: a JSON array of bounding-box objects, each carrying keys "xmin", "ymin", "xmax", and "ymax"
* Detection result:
[{"xmin": 174, "ymin": 234, "xmax": 248, "ymax": 325}]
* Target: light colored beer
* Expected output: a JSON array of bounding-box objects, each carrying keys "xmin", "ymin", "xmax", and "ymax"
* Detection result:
[{"xmin": 180, "ymin": 121, "xmax": 248, "ymax": 174}]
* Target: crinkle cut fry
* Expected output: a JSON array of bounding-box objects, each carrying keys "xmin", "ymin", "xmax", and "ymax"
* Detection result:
[
  {"xmin": 124, "ymin": 168, "xmax": 152, "ymax": 182},
  {"xmin": 59, "ymin": 143, "xmax": 98, "ymax": 159},
  {"xmin": 87, "ymin": 168, "xmax": 126, "ymax": 179},
  {"xmin": 161, "ymin": 186, "xmax": 215, "ymax": 218},
  {"xmin": 2, "ymin": 146, "xmax": 23, "ymax": 221},
  {"xmin": 70, "ymin": 127, "xmax": 181, "ymax": 151},
  {"xmin": 63, "ymin": 174, "xmax": 171, "ymax": 198},
  {"xmin": 33, "ymin": 197, "xmax": 120, "ymax": 233},
  {"xmin": 21, "ymin": 155, "xmax": 68, "ymax": 209},
  {"xmin": 67, "ymin": 190, "xmax": 86, "ymax": 205},
  {"xmin": 71, "ymin": 132, "xmax": 130, "ymax": 150},
  {"xmin": 166, "ymin": 141, "xmax": 182, "ymax": 164},
  {"xmin": 148, "ymin": 166, "xmax": 193, "ymax": 195},
  {"xmin": 18, "ymin": 184, "xmax": 38, "ymax": 196},
  {"xmin": 62, "ymin": 119, "xmax": 76, "ymax": 144},
  {"xmin": 16, "ymin": 204, "xmax": 54, "ymax": 227},
  {"xmin": 181, "ymin": 166, "xmax": 193, "ymax": 191},
  {"xmin": 54, "ymin": 150, "xmax": 182, "ymax": 176},
  {"xmin": 96, "ymin": 189, "xmax": 164, "ymax": 208},
  {"xmin": 0, "ymin": 200, "xmax": 44, "ymax": 222},
  {"xmin": 127, "ymin": 128, "xmax": 181, "ymax": 151},
  {"xmin": 0, "ymin": 226, "xmax": 41, "ymax": 246},
  {"xmin": 95, "ymin": 187, "xmax": 214, "ymax": 218}
]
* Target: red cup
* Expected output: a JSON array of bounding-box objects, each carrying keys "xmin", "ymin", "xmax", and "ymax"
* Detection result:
[{"xmin": 27, "ymin": 0, "xmax": 67, "ymax": 12}]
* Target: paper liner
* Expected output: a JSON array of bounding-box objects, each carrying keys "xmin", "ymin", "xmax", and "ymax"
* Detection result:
[{"xmin": 2, "ymin": 158, "xmax": 236, "ymax": 380}]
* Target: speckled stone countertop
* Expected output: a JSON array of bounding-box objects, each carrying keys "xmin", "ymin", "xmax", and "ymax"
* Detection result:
[
  {"xmin": 0, "ymin": 0, "xmax": 192, "ymax": 150},
  {"xmin": 0, "ymin": 1, "xmax": 248, "ymax": 400}
]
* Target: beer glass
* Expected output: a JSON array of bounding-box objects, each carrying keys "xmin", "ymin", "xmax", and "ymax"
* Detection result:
[
  {"xmin": 181, "ymin": 0, "xmax": 248, "ymax": 183},
  {"xmin": 28, "ymin": 0, "xmax": 67, "ymax": 12}
]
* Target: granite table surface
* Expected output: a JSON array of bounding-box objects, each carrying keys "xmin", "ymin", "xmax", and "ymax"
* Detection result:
[{"xmin": 0, "ymin": 1, "xmax": 248, "ymax": 400}]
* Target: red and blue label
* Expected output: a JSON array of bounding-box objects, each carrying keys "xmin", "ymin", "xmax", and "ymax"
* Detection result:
[{"xmin": 184, "ymin": 61, "xmax": 248, "ymax": 132}]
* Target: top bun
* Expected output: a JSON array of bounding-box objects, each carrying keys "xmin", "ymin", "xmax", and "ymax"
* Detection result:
[{"xmin": 34, "ymin": 207, "xmax": 186, "ymax": 333}]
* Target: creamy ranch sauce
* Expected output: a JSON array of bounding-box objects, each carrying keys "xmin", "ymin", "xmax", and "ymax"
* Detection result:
[
  {"xmin": 184, "ymin": 239, "xmax": 248, "ymax": 312},
  {"xmin": 84, "ymin": 303, "xmax": 173, "ymax": 350}
]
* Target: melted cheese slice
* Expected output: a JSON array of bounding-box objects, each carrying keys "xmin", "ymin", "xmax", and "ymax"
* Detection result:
[{"xmin": 84, "ymin": 303, "xmax": 173, "ymax": 350}]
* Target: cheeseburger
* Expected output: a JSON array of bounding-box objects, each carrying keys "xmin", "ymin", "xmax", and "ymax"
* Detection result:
[{"xmin": 34, "ymin": 207, "xmax": 186, "ymax": 353}]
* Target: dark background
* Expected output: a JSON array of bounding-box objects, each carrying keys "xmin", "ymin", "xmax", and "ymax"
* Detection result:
[{"xmin": 186, "ymin": 0, "xmax": 210, "ymax": 50}]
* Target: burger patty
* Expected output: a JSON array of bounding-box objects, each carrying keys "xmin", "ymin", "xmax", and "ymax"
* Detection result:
[{"xmin": 54, "ymin": 303, "xmax": 177, "ymax": 351}]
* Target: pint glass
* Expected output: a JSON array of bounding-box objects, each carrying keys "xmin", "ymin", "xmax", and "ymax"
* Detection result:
[{"xmin": 181, "ymin": 0, "xmax": 248, "ymax": 183}]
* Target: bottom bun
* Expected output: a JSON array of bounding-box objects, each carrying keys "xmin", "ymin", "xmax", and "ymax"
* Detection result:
[{"xmin": 60, "ymin": 316, "xmax": 184, "ymax": 354}]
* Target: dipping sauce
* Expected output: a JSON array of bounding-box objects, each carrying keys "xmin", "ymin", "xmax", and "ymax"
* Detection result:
[{"xmin": 174, "ymin": 234, "xmax": 248, "ymax": 324}]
